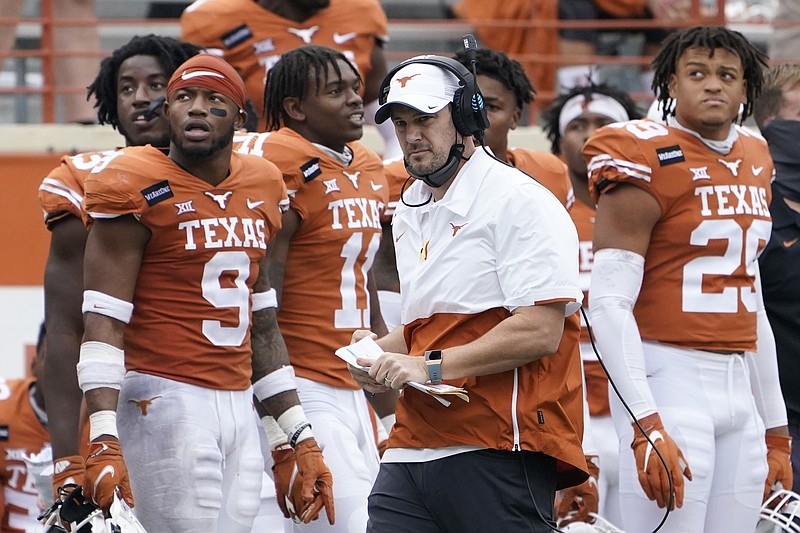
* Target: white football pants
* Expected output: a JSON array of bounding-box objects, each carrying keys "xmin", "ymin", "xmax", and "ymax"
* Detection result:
[
  {"xmin": 117, "ymin": 372, "xmax": 263, "ymax": 533},
  {"xmin": 611, "ymin": 342, "xmax": 768, "ymax": 533},
  {"xmin": 291, "ymin": 377, "xmax": 380, "ymax": 532}
]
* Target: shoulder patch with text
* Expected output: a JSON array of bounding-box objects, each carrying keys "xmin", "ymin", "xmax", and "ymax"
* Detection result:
[
  {"xmin": 656, "ymin": 145, "xmax": 685, "ymax": 166},
  {"xmin": 301, "ymin": 158, "xmax": 322, "ymax": 182},
  {"xmin": 141, "ymin": 180, "xmax": 174, "ymax": 207},
  {"xmin": 221, "ymin": 24, "xmax": 253, "ymax": 49}
]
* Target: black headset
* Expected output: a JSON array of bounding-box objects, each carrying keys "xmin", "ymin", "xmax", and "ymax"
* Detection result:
[{"xmin": 378, "ymin": 54, "xmax": 489, "ymax": 140}]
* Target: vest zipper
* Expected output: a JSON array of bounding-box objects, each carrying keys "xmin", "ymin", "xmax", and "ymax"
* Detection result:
[{"xmin": 511, "ymin": 366, "xmax": 520, "ymax": 450}]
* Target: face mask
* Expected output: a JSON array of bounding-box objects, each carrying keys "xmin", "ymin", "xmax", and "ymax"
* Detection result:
[{"xmin": 763, "ymin": 119, "xmax": 800, "ymax": 202}]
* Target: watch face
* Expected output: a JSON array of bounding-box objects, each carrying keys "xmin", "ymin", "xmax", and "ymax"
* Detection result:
[{"xmin": 426, "ymin": 350, "xmax": 442, "ymax": 361}]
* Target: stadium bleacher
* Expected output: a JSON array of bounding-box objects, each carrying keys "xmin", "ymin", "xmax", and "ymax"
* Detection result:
[{"xmin": 0, "ymin": 0, "xmax": 779, "ymax": 125}]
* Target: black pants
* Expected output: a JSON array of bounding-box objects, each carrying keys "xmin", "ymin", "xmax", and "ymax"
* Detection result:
[{"xmin": 367, "ymin": 450, "xmax": 557, "ymax": 533}]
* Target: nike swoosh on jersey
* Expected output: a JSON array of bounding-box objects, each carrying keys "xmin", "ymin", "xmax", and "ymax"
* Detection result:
[
  {"xmin": 784, "ymin": 238, "xmax": 798, "ymax": 248},
  {"xmin": 752, "ymin": 165, "xmax": 764, "ymax": 176},
  {"xmin": 643, "ymin": 430, "xmax": 664, "ymax": 471},
  {"xmin": 94, "ymin": 464, "xmax": 116, "ymax": 495},
  {"xmin": 333, "ymin": 32, "xmax": 357, "ymax": 44},
  {"xmin": 370, "ymin": 181, "xmax": 383, "ymax": 191},
  {"xmin": 395, "ymin": 231, "xmax": 405, "ymax": 243},
  {"xmin": 247, "ymin": 198, "xmax": 265, "ymax": 209}
]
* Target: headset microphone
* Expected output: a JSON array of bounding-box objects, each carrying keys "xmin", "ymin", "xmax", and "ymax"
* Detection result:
[
  {"xmin": 461, "ymin": 34, "xmax": 485, "ymax": 145},
  {"xmin": 142, "ymin": 96, "xmax": 166, "ymax": 121},
  {"xmin": 404, "ymin": 143, "xmax": 466, "ymax": 189},
  {"xmin": 463, "ymin": 34, "xmax": 478, "ymax": 63}
]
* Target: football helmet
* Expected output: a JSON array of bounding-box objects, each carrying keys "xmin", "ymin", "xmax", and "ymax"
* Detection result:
[
  {"xmin": 561, "ymin": 513, "xmax": 625, "ymax": 533},
  {"xmin": 40, "ymin": 485, "xmax": 147, "ymax": 533},
  {"xmin": 757, "ymin": 489, "xmax": 800, "ymax": 533}
]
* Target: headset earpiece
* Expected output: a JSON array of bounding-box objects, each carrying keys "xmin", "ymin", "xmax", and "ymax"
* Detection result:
[{"xmin": 379, "ymin": 55, "xmax": 488, "ymax": 139}]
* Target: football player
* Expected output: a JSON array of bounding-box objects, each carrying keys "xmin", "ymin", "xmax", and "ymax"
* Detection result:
[
  {"xmin": 238, "ymin": 44, "xmax": 390, "ymax": 532},
  {"xmin": 585, "ymin": 25, "xmax": 789, "ymax": 532},
  {"xmin": 0, "ymin": 324, "xmax": 49, "ymax": 532},
  {"xmin": 452, "ymin": 48, "xmax": 574, "ymax": 207},
  {"xmin": 541, "ymin": 82, "xmax": 641, "ymax": 526},
  {"xmin": 38, "ymin": 35, "xmax": 202, "ymax": 500},
  {"xmin": 180, "ymin": 0, "xmax": 402, "ymax": 159},
  {"xmin": 78, "ymin": 54, "xmax": 333, "ymax": 532}
]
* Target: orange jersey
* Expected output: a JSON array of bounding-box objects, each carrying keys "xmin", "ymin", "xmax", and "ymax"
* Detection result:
[
  {"xmin": 585, "ymin": 120, "xmax": 773, "ymax": 352},
  {"xmin": 382, "ymin": 158, "xmax": 408, "ymax": 223},
  {"xmin": 83, "ymin": 145, "xmax": 287, "ymax": 390},
  {"xmin": 180, "ymin": 0, "xmax": 388, "ymax": 123},
  {"xmin": 0, "ymin": 378, "xmax": 49, "ymax": 533},
  {"xmin": 242, "ymin": 129, "xmax": 388, "ymax": 389},
  {"xmin": 569, "ymin": 198, "xmax": 611, "ymax": 416},
  {"xmin": 38, "ymin": 150, "xmax": 117, "ymax": 228},
  {"xmin": 507, "ymin": 147, "xmax": 573, "ymax": 208},
  {"xmin": 570, "ymin": 199, "xmax": 595, "ymax": 343}
]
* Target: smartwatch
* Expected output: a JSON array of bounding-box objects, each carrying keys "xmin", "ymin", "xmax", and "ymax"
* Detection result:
[{"xmin": 424, "ymin": 350, "xmax": 443, "ymax": 384}]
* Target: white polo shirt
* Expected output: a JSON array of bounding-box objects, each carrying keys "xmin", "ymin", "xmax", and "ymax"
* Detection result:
[{"xmin": 393, "ymin": 147, "xmax": 582, "ymax": 325}]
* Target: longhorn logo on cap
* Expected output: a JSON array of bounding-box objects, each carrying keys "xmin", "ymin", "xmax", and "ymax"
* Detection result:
[{"xmin": 396, "ymin": 73, "xmax": 421, "ymax": 88}]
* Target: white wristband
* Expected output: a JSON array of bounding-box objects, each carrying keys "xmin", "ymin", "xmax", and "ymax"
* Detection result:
[
  {"xmin": 252, "ymin": 288, "xmax": 278, "ymax": 312},
  {"xmin": 89, "ymin": 410, "xmax": 118, "ymax": 441},
  {"xmin": 277, "ymin": 405, "xmax": 314, "ymax": 448},
  {"xmin": 261, "ymin": 416, "xmax": 290, "ymax": 450},
  {"xmin": 77, "ymin": 341, "xmax": 125, "ymax": 392},
  {"xmin": 253, "ymin": 366, "xmax": 297, "ymax": 402},
  {"xmin": 82, "ymin": 290, "xmax": 134, "ymax": 324}
]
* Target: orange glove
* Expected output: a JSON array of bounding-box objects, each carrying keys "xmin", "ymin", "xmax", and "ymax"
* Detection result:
[
  {"xmin": 83, "ymin": 438, "xmax": 133, "ymax": 511},
  {"xmin": 764, "ymin": 434, "xmax": 793, "ymax": 502},
  {"xmin": 271, "ymin": 445, "xmax": 302, "ymax": 522},
  {"xmin": 294, "ymin": 438, "xmax": 335, "ymax": 525},
  {"xmin": 556, "ymin": 455, "xmax": 599, "ymax": 525},
  {"xmin": 52, "ymin": 455, "xmax": 85, "ymax": 500},
  {"xmin": 631, "ymin": 413, "xmax": 692, "ymax": 510}
]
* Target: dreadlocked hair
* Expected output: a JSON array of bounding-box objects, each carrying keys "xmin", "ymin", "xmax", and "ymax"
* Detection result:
[
  {"xmin": 264, "ymin": 45, "xmax": 361, "ymax": 132},
  {"xmin": 541, "ymin": 83, "xmax": 642, "ymax": 155},
  {"xmin": 452, "ymin": 48, "xmax": 535, "ymax": 110},
  {"xmin": 651, "ymin": 25, "xmax": 768, "ymax": 123},
  {"xmin": 87, "ymin": 35, "xmax": 203, "ymax": 129}
]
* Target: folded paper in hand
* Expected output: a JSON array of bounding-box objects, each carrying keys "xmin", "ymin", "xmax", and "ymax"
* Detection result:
[
  {"xmin": 335, "ymin": 335, "xmax": 383, "ymax": 370},
  {"xmin": 335, "ymin": 336, "xmax": 469, "ymax": 407}
]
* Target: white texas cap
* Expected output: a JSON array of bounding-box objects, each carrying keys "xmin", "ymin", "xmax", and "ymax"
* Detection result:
[{"xmin": 375, "ymin": 59, "xmax": 461, "ymax": 124}]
